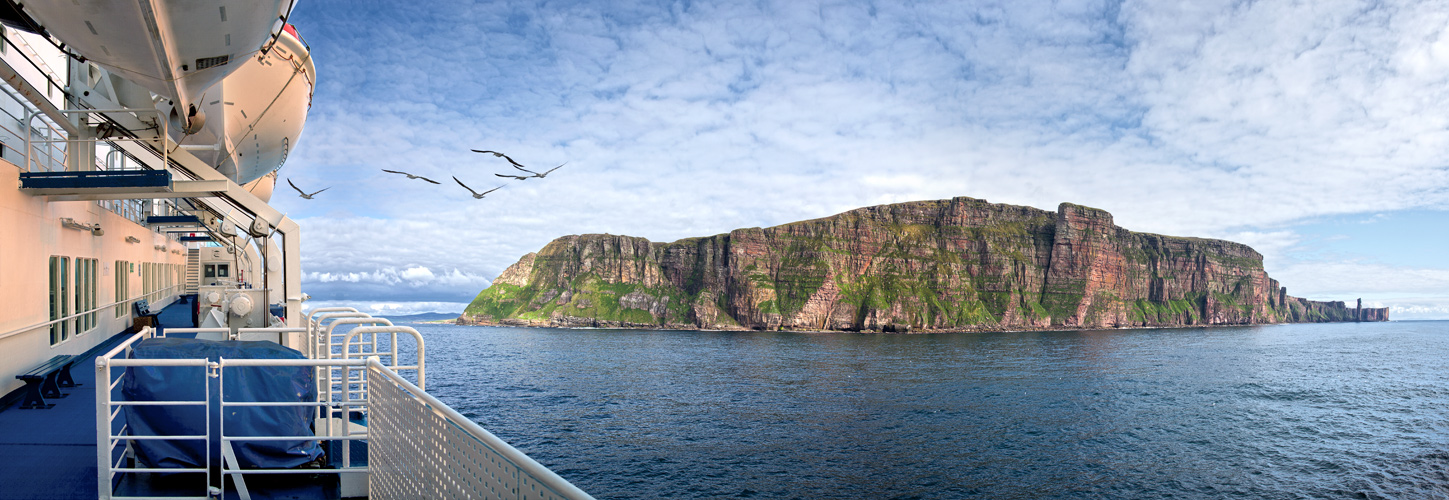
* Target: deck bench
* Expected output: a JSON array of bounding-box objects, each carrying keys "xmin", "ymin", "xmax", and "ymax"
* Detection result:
[
  {"xmin": 133, "ymin": 299, "xmax": 160, "ymax": 329},
  {"xmin": 15, "ymin": 354, "xmax": 76, "ymax": 409}
]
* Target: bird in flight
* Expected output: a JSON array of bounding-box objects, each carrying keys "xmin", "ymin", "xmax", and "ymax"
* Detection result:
[
  {"xmin": 381, "ymin": 169, "xmax": 441, "ymax": 184},
  {"xmin": 454, "ymin": 177, "xmax": 505, "ymax": 199},
  {"xmin": 472, "ymin": 150, "xmax": 537, "ymax": 174},
  {"xmin": 494, "ymin": 172, "xmax": 531, "ymax": 181},
  {"xmin": 530, "ymin": 162, "xmax": 567, "ymax": 179},
  {"xmin": 287, "ymin": 179, "xmax": 328, "ymax": 200}
]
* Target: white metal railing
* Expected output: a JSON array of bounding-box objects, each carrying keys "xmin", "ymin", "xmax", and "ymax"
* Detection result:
[
  {"xmin": 317, "ymin": 316, "xmax": 394, "ymax": 411},
  {"xmin": 0, "ymin": 284, "xmax": 182, "ymax": 342},
  {"xmin": 156, "ymin": 327, "xmax": 230, "ymax": 340},
  {"xmin": 23, "ymin": 107, "xmax": 166, "ymax": 173},
  {"xmin": 367, "ymin": 358, "xmax": 595, "ymax": 500},
  {"xmin": 0, "ymin": 81, "xmax": 61, "ymax": 167},
  {"xmin": 343, "ymin": 325, "xmax": 424, "ymax": 387},
  {"xmin": 237, "ymin": 326, "xmax": 306, "ymax": 343},
  {"xmin": 18, "ymin": 107, "xmax": 67, "ymax": 172},
  {"xmin": 305, "ymin": 308, "xmax": 363, "ymax": 358},
  {"xmin": 96, "ymin": 327, "xmax": 592, "ymax": 499},
  {"xmin": 218, "ymin": 357, "xmax": 371, "ymax": 500},
  {"xmin": 93, "ymin": 327, "xmax": 215, "ymax": 500}
]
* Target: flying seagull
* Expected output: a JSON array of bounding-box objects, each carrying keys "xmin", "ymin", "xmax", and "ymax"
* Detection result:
[
  {"xmin": 494, "ymin": 172, "xmax": 531, "ymax": 181},
  {"xmin": 472, "ymin": 149, "xmax": 537, "ymax": 173},
  {"xmin": 454, "ymin": 177, "xmax": 505, "ymax": 199},
  {"xmin": 287, "ymin": 178, "xmax": 329, "ymax": 200},
  {"xmin": 529, "ymin": 162, "xmax": 567, "ymax": 179},
  {"xmin": 381, "ymin": 169, "xmax": 441, "ymax": 184}
]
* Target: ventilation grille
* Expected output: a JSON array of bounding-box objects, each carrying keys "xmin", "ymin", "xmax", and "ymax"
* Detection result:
[{"xmin": 195, "ymin": 55, "xmax": 230, "ymax": 70}]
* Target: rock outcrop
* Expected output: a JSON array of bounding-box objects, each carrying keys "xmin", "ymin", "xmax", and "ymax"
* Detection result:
[{"xmin": 460, "ymin": 197, "xmax": 1388, "ymax": 331}]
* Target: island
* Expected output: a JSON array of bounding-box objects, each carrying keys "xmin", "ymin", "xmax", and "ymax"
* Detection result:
[{"xmin": 459, "ymin": 197, "xmax": 1388, "ymax": 332}]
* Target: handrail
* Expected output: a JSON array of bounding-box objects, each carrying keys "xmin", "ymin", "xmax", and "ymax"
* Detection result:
[
  {"xmin": 0, "ymin": 284, "xmax": 183, "ymax": 341},
  {"xmin": 366, "ymin": 358, "xmax": 596, "ymax": 500},
  {"xmin": 24, "ymin": 107, "xmax": 166, "ymax": 174},
  {"xmin": 305, "ymin": 306, "xmax": 358, "ymax": 325},
  {"xmin": 158, "ymin": 328, "xmax": 230, "ymax": 340},
  {"xmin": 309, "ymin": 311, "xmax": 372, "ymax": 342},
  {"xmin": 321, "ymin": 317, "xmax": 392, "ymax": 355},
  {"xmin": 343, "ymin": 325, "xmax": 424, "ymax": 389},
  {"xmin": 311, "ymin": 311, "xmax": 372, "ymax": 328},
  {"xmin": 307, "ymin": 311, "xmax": 371, "ymax": 352},
  {"xmin": 95, "ymin": 326, "xmax": 219, "ymax": 500},
  {"xmin": 97, "ymin": 327, "xmax": 154, "ymax": 362},
  {"xmin": 93, "ymin": 319, "xmax": 587, "ymax": 499},
  {"xmin": 317, "ymin": 317, "xmax": 393, "ymax": 408},
  {"xmin": 235, "ymin": 327, "xmax": 306, "ymax": 343},
  {"xmin": 322, "ymin": 316, "xmax": 393, "ymax": 336}
]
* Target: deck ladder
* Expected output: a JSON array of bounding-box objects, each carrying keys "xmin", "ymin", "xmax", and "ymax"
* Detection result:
[{"xmin": 185, "ymin": 249, "xmax": 199, "ymax": 295}]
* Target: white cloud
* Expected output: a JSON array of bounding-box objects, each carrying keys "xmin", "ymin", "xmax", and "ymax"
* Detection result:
[
  {"xmin": 277, "ymin": 0, "xmax": 1449, "ymax": 308},
  {"xmin": 303, "ymin": 300, "xmax": 467, "ymax": 317},
  {"xmin": 1387, "ymin": 302, "xmax": 1449, "ymax": 320},
  {"xmin": 1269, "ymin": 261, "xmax": 1449, "ymax": 303},
  {"xmin": 398, "ymin": 266, "xmax": 435, "ymax": 283}
]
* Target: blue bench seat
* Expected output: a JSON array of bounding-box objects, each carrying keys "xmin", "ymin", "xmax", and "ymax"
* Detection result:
[{"xmin": 15, "ymin": 354, "xmax": 76, "ymax": 410}]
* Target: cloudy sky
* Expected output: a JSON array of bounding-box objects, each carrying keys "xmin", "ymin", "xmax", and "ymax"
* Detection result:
[{"xmin": 279, "ymin": 0, "xmax": 1449, "ymax": 319}]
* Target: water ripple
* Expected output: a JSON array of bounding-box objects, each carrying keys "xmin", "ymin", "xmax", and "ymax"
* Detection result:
[{"xmin": 405, "ymin": 321, "xmax": 1449, "ymax": 499}]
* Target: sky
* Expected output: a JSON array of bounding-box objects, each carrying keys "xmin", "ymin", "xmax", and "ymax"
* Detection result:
[{"xmin": 277, "ymin": 0, "xmax": 1449, "ymax": 319}]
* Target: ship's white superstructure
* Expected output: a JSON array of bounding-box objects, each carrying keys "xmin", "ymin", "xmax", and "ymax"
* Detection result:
[
  {"xmin": 14, "ymin": 0, "xmax": 295, "ymax": 136},
  {"xmin": 0, "ymin": 2, "xmax": 594, "ymax": 499}
]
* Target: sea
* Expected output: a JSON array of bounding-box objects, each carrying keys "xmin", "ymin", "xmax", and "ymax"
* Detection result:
[{"xmin": 403, "ymin": 321, "xmax": 1449, "ymax": 499}]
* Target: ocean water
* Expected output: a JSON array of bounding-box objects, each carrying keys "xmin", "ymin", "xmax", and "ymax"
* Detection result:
[{"xmin": 405, "ymin": 321, "xmax": 1449, "ymax": 499}]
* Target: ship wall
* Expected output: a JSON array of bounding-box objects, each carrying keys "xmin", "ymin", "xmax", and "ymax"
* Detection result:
[{"xmin": 0, "ymin": 161, "xmax": 189, "ymax": 397}]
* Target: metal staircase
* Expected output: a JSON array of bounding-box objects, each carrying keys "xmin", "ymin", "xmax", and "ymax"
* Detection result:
[{"xmin": 185, "ymin": 249, "xmax": 200, "ymax": 295}]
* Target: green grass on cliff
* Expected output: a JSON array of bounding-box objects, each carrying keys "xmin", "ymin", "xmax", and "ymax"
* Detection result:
[
  {"xmin": 1128, "ymin": 294, "xmax": 1204, "ymax": 324},
  {"xmin": 465, "ymin": 283, "xmax": 525, "ymax": 318},
  {"xmin": 466, "ymin": 274, "xmax": 696, "ymax": 326}
]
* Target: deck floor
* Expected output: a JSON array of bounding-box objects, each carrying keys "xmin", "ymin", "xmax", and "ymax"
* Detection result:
[{"xmin": 0, "ymin": 299, "xmax": 195, "ymax": 500}]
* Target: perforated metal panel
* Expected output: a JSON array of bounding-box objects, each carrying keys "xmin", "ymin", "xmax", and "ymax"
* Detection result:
[{"xmin": 369, "ymin": 368, "xmax": 574, "ymax": 500}]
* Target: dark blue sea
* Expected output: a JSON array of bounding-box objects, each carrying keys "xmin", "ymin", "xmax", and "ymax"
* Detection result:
[{"xmin": 408, "ymin": 321, "xmax": 1449, "ymax": 499}]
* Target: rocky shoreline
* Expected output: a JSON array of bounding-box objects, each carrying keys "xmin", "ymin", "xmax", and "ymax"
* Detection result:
[{"xmin": 452, "ymin": 316, "xmax": 1380, "ymax": 334}]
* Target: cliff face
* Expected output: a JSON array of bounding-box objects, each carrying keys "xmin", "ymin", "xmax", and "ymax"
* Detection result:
[{"xmin": 461, "ymin": 197, "xmax": 1387, "ymax": 331}]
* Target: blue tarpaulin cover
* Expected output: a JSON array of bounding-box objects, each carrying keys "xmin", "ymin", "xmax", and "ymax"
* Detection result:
[{"xmin": 122, "ymin": 338, "xmax": 322, "ymax": 470}]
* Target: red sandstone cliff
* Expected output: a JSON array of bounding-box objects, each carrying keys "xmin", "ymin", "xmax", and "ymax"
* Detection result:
[{"xmin": 462, "ymin": 197, "xmax": 1387, "ymax": 331}]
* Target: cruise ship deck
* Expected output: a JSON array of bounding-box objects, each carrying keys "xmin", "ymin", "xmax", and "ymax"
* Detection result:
[{"xmin": 0, "ymin": 301, "xmax": 195, "ymax": 500}]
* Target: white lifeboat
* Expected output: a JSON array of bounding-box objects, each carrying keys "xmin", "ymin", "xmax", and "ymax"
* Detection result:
[
  {"xmin": 242, "ymin": 171, "xmax": 279, "ymax": 204},
  {"xmin": 15, "ymin": 0, "xmax": 294, "ymax": 132},
  {"xmin": 179, "ymin": 25, "xmax": 315, "ymax": 185}
]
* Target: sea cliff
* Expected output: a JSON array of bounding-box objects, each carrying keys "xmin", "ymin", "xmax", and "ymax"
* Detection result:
[{"xmin": 460, "ymin": 197, "xmax": 1388, "ymax": 331}]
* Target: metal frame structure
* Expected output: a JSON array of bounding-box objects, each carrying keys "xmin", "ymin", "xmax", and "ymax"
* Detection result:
[
  {"xmin": 0, "ymin": 52, "xmax": 307, "ymax": 329},
  {"xmin": 95, "ymin": 319, "xmax": 594, "ymax": 500}
]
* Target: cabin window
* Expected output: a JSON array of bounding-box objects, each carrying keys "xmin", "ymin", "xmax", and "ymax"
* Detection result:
[
  {"xmin": 217, "ymin": 265, "xmax": 229, "ymax": 278},
  {"xmin": 85, "ymin": 258, "xmax": 97, "ymax": 332},
  {"xmin": 74, "ymin": 259, "xmax": 83, "ymax": 334},
  {"xmin": 74, "ymin": 258, "xmax": 96, "ymax": 334},
  {"xmin": 50, "ymin": 256, "xmax": 69, "ymax": 345},
  {"xmin": 115, "ymin": 260, "xmax": 129, "ymax": 318},
  {"xmin": 74, "ymin": 259, "xmax": 82, "ymax": 334},
  {"xmin": 205, "ymin": 264, "xmax": 216, "ymax": 278}
]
